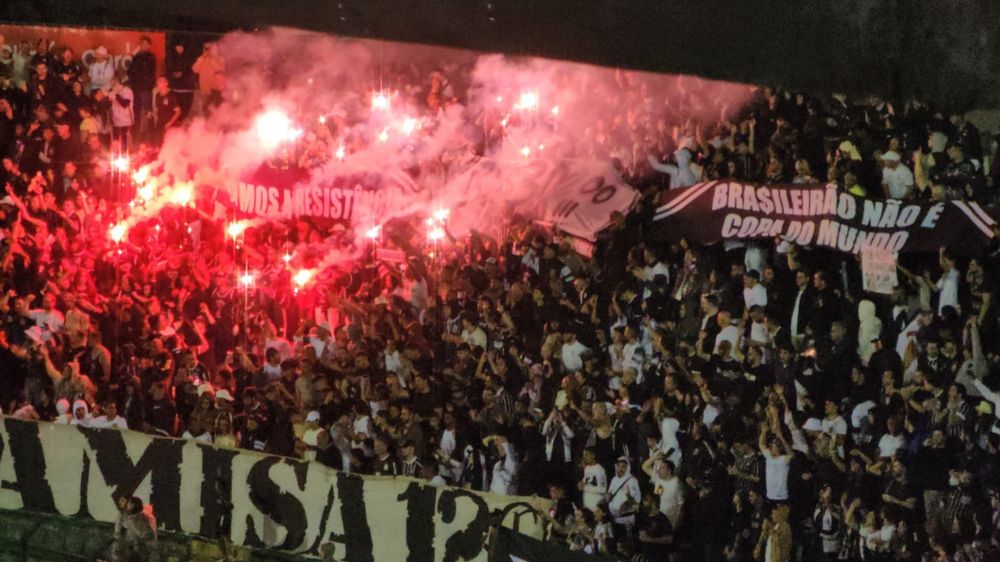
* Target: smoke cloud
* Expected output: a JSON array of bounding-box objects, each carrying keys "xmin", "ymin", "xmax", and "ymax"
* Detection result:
[{"xmin": 126, "ymin": 27, "xmax": 757, "ymax": 272}]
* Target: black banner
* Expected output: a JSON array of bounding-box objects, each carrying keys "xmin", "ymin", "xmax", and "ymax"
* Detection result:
[
  {"xmin": 651, "ymin": 181, "xmax": 996, "ymax": 255},
  {"xmin": 0, "ymin": 418, "xmax": 549, "ymax": 560}
]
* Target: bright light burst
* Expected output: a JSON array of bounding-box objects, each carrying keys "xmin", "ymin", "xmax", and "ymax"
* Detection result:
[
  {"xmin": 293, "ymin": 268, "xmax": 314, "ymax": 287},
  {"xmin": 171, "ymin": 184, "xmax": 193, "ymax": 206},
  {"xmin": 377, "ymin": 129, "xmax": 389, "ymax": 143},
  {"xmin": 551, "ymin": 106, "xmax": 560, "ymax": 116},
  {"xmin": 432, "ymin": 208, "xmax": 450, "ymax": 222},
  {"xmin": 131, "ymin": 167, "xmax": 149, "ymax": 184},
  {"xmin": 371, "ymin": 93, "xmax": 390, "ymax": 111},
  {"xmin": 137, "ymin": 184, "xmax": 155, "ymax": 202},
  {"xmin": 400, "ymin": 117, "xmax": 420, "ymax": 136},
  {"xmin": 428, "ymin": 227, "xmax": 445, "ymax": 242},
  {"xmin": 335, "ymin": 145, "xmax": 346, "ymax": 160},
  {"xmin": 112, "ymin": 156, "xmax": 130, "ymax": 172},
  {"xmin": 282, "ymin": 253, "xmax": 292, "ymax": 265},
  {"xmin": 227, "ymin": 221, "xmax": 247, "ymax": 239},
  {"xmin": 109, "ymin": 222, "xmax": 127, "ymax": 243},
  {"xmin": 517, "ymin": 91, "xmax": 539, "ymax": 110},
  {"xmin": 366, "ymin": 225, "xmax": 381, "ymax": 239},
  {"xmin": 318, "ymin": 115, "xmax": 327, "ymax": 124},
  {"xmin": 254, "ymin": 109, "xmax": 302, "ymax": 150},
  {"xmin": 520, "ymin": 146, "xmax": 532, "ymax": 158},
  {"xmin": 239, "ymin": 272, "xmax": 254, "ymax": 288}
]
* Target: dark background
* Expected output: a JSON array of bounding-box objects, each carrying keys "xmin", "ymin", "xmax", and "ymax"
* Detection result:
[{"xmin": 3, "ymin": 0, "xmax": 1000, "ymax": 110}]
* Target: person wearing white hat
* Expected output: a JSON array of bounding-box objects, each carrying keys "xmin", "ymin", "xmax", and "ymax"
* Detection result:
[
  {"xmin": 70, "ymin": 400, "xmax": 93, "ymax": 427},
  {"xmin": 299, "ymin": 411, "xmax": 327, "ymax": 462},
  {"xmin": 54, "ymin": 398, "xmax": 72, "ymax": 424},
  {"xmin": 88, "ymin": 46, "xmax": 115, "ymax": 94},
  {"xmin": 607, "ymin": 456, "xmax": 641, "ymax": 527},
  {"xmin": 880, "ymin": 149, "xmax": 914, "ymax": 200}
]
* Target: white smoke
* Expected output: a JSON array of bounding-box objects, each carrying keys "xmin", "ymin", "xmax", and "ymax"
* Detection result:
[{"xmin": 125, "ymin": 27, "xmax": 757, "ymax": 272}]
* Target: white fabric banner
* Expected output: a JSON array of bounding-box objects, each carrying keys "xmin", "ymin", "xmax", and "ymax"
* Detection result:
[{"xmin": 0, "ymin": 418, "xmax": 549, "ymax": 561}]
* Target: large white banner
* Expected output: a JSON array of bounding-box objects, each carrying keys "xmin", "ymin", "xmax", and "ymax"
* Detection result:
[
  {"xmin": 0, "ymin": 418, "xmax": 549, "ymax": 561},
  {"xmin": 222, "ymin": 159, "xmax": 637, "ymax": 242}
]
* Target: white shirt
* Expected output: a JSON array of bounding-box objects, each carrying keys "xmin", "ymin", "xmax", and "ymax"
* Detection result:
[
  {"xmin": 851, "ymin": 401, "xmax": 876, "ymax": 428},
  {"xmin": 608, "ymin": 343, "xmax": 625, "ymax": 373},
  {"xmin": 622, "ymin": 341, "xmax": 645, "ymax": 374},
  {"xmin": 715, "ymin": 325, "xmax": 741, "ymax": 352},
  {"xmin": 561, "ymin": 340, "xmax": 589, "ymax": 372},
  {"xmin": 265, "ymin": 338, "xmax": 293, "ymax": 360},
  {"xmin": 642, "ymin": 262, "xmax": 671, "ymax": 298},
  {"xmin": 107, "ymin": 86, "xmax": 134, "ymax": 127},
  {"xmin": 28, "ymin": 308, "xmax": 64, "ymax": 335},
  {"xmin": 88, "ymin": 59, "xmax": 115, "ymax": 92},
  {"xmin": 790, "ymin": 287, "xmax": 807, "ymax": 337},
  {"xmin": 384, "ymin": 349, "xmax": 402, "ymax": 373},
  {"xmin": 490, "ymin": 442, "xmax": 517, "ymax": 495},
  {"xmin": 352, "ymin": 415, "xmax": 371, "ymax": 448},
  {"xmin": 882, "ymin": 165, "xmax": 914, "ymax": 199},
  {"xmin": 439, "ymin": 428, "xmax": 457, "ymax": 457},
  {"xmin": 643, "ymin": 262, "xmax": 671, "ymax": 284},
  {"xmin": 581, "ymin": 463, "xmax": 608, "ymax": 510},
  {"xmin": 183, "ymin": 431, "xmax": 213, "ymax": 444},
  {"xmin": 658, "ymin": 417, "xmax": 682, "ymax": 466},
  {"xmin": 821, "ymin": 416, "xmax": 848, "ymax": 436},
  {"xmin": 262, "ymin": 362, "xmax": 282, "ymax": 381},
  {"xmin": 91, "ymin": 415, "xmax": 128, "ymax": 430},
  {"xmin": 749, "ymin": 321, "xmax": 770, "ymax": 347},
  {"xmin": 607, "ymin": 472, "xmax": 642, "ymax": 523},
  {"xmin": 461, "ymin": 327, "xmax": 488, "ymax": 349},
  {"xmin": 762, "ymin": 451, "xmax": 790, "ymax": 501},
  {"xmin": 936, "ymin": 268, "xmax": 960, "ymax": 315},
  {"xmin": 652, "ymin": 473, "xmax": 683, "ymax": 526},
  {"xmin": 743, "ymin": 283, "xmax": 768, "ymax": 310},
  {"xmin": 877, "ymin": 433, "xmax": 905, "ymax": 458}
]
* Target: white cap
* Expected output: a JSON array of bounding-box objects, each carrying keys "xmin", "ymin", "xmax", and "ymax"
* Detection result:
[
  {"xmin": 215, "ymin": 389, "xmax": 234, "ymax": 402},
  {"xmin": 803, "ymin": 418, "xmax": 823, "ymax": 432},
  {"xmin": 881, "ymin": 150, "xmax": 901, "ymax": 162},
  {"xmin": 306, "ymin": 410, "xmax": 321, "ymax": 422}
]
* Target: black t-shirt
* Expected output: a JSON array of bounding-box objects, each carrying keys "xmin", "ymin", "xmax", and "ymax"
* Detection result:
[
  {"xmin": 154, "ymin": 90, "xmax": 181, "ymax": 128},
  {"xmin": 373, "ymin": 454, "xmax": 399, "ymax": 476},
  {"xmin": 636, "ymin": 510, "xmax": 673, "ymax": 561}
]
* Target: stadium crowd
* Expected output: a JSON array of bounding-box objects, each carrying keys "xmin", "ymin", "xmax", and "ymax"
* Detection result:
[{"xmin": 3, "ymin": 31, "xmax": 1000, "ymax": 562}]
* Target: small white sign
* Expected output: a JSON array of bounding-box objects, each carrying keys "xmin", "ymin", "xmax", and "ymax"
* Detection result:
[{"xmin": 862, "ymin": 249, "xmax": 898, "ymax": 295}]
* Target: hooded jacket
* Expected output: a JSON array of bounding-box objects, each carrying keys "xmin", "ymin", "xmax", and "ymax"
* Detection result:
[
  {"xmin": 857, "ymin": 300, "xmax": 882, "ymax": 364},
  {"xmin": 648, "ymin": 148, "xmax": 698, "ymax": 189}
]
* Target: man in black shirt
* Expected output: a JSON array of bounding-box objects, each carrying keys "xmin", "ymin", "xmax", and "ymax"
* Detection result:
[
  {"xmin": 127, "ymin": 37, "xmax": 157, "ymax": 139},
  {"xmin": 372, "ymin": 435, "xmax": 398, "ymax": 476},
  {"xmin": 52, "ymin": 47, "xmax": 80, "ymax": 95},
  {"xmin": 152, "ymin": 76, "xmax": 181, "ymax": 146},
  {"xmin": 636, "ymin": 492, "xmax": 673, "ymax": 562},
  {"xmin": 399, "ymin": 439, "xmax": 422, "ymax": 477},
  {"xmin": 1, "ymin": 292, "xmax": 35, "ymax": 347},
  {"xmin": 146, "ymin": 381, "xmax": 177, "ymax": 436}
]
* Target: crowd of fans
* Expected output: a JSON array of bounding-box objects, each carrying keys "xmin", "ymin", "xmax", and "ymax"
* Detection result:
[{"xmin": 3, "ymin": 30, "xmax": 1000, "ymax": 562}]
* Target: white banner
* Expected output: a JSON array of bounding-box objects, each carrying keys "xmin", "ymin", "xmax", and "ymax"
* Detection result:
[{"xmin": 0, "ymin": 418, "xmax": 549, "ymax": 560}]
